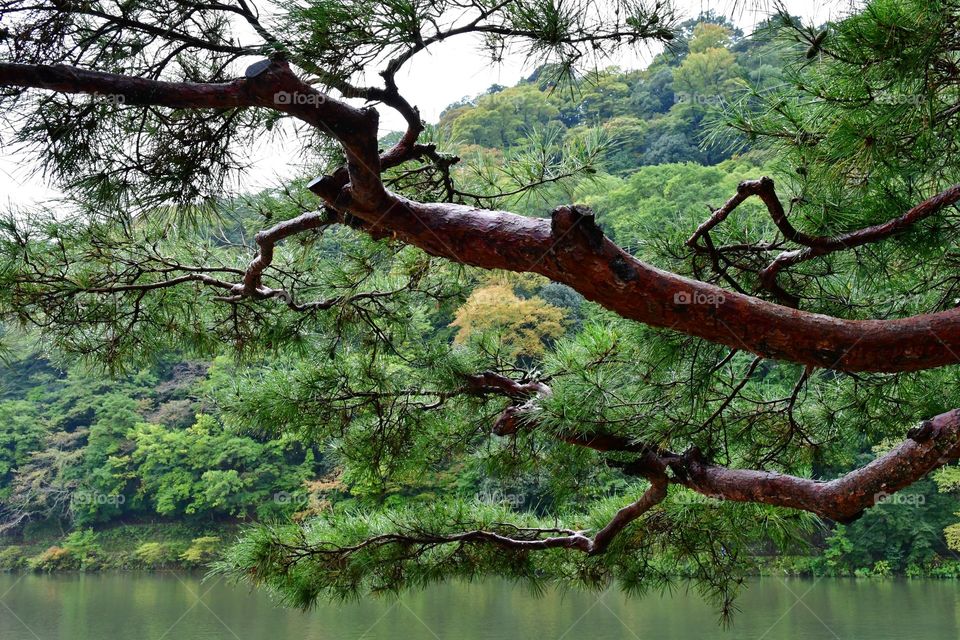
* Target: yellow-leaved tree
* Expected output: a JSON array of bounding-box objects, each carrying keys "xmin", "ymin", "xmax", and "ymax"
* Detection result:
[
  {"xmin": 450, "ymin": 283, "xmax": 567, "ymax": 361},
  {"xmin": 934, "ymin": 467, "xmax": 960, "ymax": 551}
]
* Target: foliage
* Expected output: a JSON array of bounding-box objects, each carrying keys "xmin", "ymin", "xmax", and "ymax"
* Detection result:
[
  {"xmin": 0, "ymin": 546, "xmax": 26, "ymax": 571},
  {"xmin": 713, "ymin": 0, "xmax": 960, "ymax": 314},
  {"xmin": 62, "ymin": 529, "xmax": 103, "ymax": 570},
  {"xmin": 449, "ymin": 85, "xmax": 564, "ymax": 149},
  {"xmin": 114, "ymin": 414, "xmax": 315, "ymax": 519},
  {"xmin": 217, "ymin": 494, "xmax": 808, "ymax": 616},
  {"xmin": 134, "ymin": 542, "xmax": 180, "ymax": 569},
  {"xmin": 180, "ymin": 536, "xmax": 222, "ymax": 567},
  {"xmin": 0, "ymin": 347, "xmax": 324, "ymax": 532},
  {"xmin": 0, "ymin": 401, "xmax": 45, "ymax": 499},
  {"xmin": 437, "ymin": 15, "xmax": 785, "ymax": 174},
  {"xmin": 575, "ymin": 158, "xmax": 769, "ymax": 248},
  {"xmin": 451, "ymin": 283, "xmax": 568, "ymax": 361},
  {"xmin": 27, "ymin": 546, "xmax": 80, "ymax": 572},
  {"xmin": 944, "ymin": 523, "xmax": 960, "ymax": 553}
]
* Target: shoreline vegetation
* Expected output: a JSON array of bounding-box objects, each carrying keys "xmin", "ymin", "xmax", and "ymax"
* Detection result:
[
  {"xmin": 5, "ymin": 521, "xmax": 960, "ymax": 579},
  {"xmin": 0, "ymin": 523, "xmax": 227, "ymax": 572}
]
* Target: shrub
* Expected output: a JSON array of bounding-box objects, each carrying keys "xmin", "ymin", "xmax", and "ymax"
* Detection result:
[
  {"xmin": 0, "ymin": 546, "xmax": 26, "ymax": 571},
  {"xmin": 134, "ymin": 542, "xmax": 179, "ymax": 568},
  {"xmin": 180, "ymin": 536, "xmax": 220, "ymax": 567},
  {"xmin": 100, "ymin": 550, "xmax": 136, "ymax": 570},
  {"xmin": 929, "ymin": 559, "xmax": 960, "ymax": 579},
  {"xmin": 28, "ymin": 546, "xmax": 79, "ymax": 572},
  {"xmin": 63, "ymin": 529, "xmax": 103, "ymax": 570}
]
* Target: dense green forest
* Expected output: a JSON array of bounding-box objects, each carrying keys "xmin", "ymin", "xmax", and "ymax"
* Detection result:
[{"xmin": 3, "ymin": 9, "xmax": 960, "ymax": 584}]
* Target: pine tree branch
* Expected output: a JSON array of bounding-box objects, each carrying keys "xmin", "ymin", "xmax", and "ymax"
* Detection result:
[
  {"xmin": 323, "ymin": 194, "xmax": 960, "ymax": 373},
  {"xmin": 266, "ymin": 403, "xmax": 960, "ymax": 560},
  {"xmin": 7, "ymin": 63, "xmax": 960, "ymax": 372},
  {"xmin": 687, "ymin": 178, "xmax": 960, "ymax": 306},
  {"xmin": 0, "ymin": 60, "xmax": 386, "ymax": 205},
  {"xmin": 664, "ymin": 408, "xmax": 960, "ymax": 523},
  {"xmin": 291, "ymin": 476, "xmax": 668, "ymax": 557},
  {"xmin": 477, "ymin": 373, "xmax": 960, "ymax": 523}
]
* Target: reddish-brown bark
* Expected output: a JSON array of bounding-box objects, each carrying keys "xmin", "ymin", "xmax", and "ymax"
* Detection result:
[
  {"xmin": 670, "ymin": 409, "xmax": 960, "ymax": 521},
  {"xmin": 328, "ymin": 195, "xmax": 960, "ymax": 373}
]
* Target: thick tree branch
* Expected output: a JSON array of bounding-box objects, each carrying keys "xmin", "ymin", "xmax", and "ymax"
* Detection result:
[
  {"xmin": 462, "ymin": 370, "xmax": 552, "ymax": 400},
  {"xmin": 476, "ymin": 373, "xmax": 960, "ymax": 524},
  {"xmin": 321, "ymin": 193, "xmax": 960, "ymax": 373},
  {"xmin": 590, "ymin": 474, "xmax": 668, "ymax": 554},
  {"xmin": 0, "ymin": 60, "xmax": 386, "ymax": 206},
  {"xmin": 7, "ymin": 64, "xmax": 960, "ymax": 372},
  {"xmin": 0, "ymin": 62, "xmax": 255, "ymax": 110},
  {"xmin": 234, "ymin": 210, "xmax": 328, "ymax": 297},
  {"xmin": 667, "ymin": 408, "xmax": 960, "ymax": 522}
]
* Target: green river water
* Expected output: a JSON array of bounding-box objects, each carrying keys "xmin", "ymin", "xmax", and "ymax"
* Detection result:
[{"xmin": 0, "ymin": 573, "xmax": 957, "ymax": 639}]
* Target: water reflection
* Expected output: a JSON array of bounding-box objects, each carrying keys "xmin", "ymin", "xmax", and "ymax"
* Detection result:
[{"xmin": 0, "ymin": 573, "xmax": 957, "ymax": 639}]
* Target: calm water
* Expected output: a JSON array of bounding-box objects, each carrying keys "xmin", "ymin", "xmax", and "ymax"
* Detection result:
[{"xmin": 0, "ymin": 573, "xmax": 958, "ymax": 639}]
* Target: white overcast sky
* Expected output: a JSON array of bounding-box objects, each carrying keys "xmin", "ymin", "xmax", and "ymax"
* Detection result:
[{"xmin": 0, "ymin": 0, "xmax": 854, "ymax": 206}]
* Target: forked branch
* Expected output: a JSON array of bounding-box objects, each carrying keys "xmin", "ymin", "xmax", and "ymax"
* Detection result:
[
  {"xmin": 688, "ymin": 178, "xmax": 960, "ymax": 306},
  {"xmin": 476, "ymin": 372, "xmax": 960, "ymax": 524}
]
